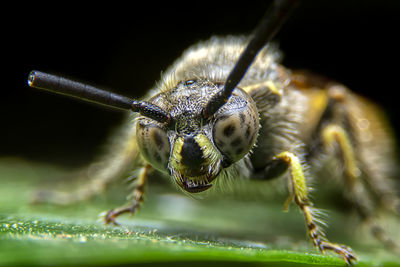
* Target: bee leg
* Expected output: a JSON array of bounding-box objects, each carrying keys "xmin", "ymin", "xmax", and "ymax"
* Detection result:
[
  {"xmin": 104, "ymin": 164, "xmax": 151, "ymax": 225},
  {"xmin": 273, "ymin": 151, "xmax": 358, "ymax": 265},
  {"xmin": 321, "ymin": 124, "xmax": 399, "ymax": 252},
  {"xmin": 32, "ymin": 163, "xmax": 130, "ymax": 206},
  {"xmin": 32, "ymin": 122, "xmax": 139, "ymax": 206}
]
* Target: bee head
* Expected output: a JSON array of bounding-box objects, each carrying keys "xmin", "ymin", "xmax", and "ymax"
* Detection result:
[
  {"xmin": 136, "ymin": 80, "xmax": 259, "ymax": 193},
  {"xmin": 27, "ymin": 0, "xmax": 295, "ymax": 193}
]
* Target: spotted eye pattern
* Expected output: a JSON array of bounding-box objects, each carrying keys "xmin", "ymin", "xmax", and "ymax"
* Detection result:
[
  {"xmin": 136, "ymin": 122, "xmax": 170, "ymax": 173},
  {"xmin": 213, "ymin": 95, "xmax": 259, "ymax": 163}
]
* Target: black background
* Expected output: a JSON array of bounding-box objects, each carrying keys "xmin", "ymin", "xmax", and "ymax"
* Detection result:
[{"xmin": 4, "ymin": 1, "xmax": 400, "ymax": 168}]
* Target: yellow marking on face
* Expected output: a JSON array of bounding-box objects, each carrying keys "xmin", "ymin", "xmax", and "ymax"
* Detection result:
[
  {"xmin": 170, "ymin": 136, "xmax": 184, "ymax": 171},
  {"xmin": 194, "ymin": 133, "xmax": 221, "ymax": 165},
  {"xmin": 169, "ymin": 133, "xmax": 222, "ymax": 181}
]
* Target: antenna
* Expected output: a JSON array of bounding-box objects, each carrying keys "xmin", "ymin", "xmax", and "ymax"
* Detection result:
[
  {"xmin": 203, "ymin": 0, "xmax": 300, "ymax": 119},
  {"xmin": 28, "ymin": 0, "xmax": 300, "ymax": 124},
  {"xmin": 27, "ymin": 70, "xmax": 171, "ymax": 124}
]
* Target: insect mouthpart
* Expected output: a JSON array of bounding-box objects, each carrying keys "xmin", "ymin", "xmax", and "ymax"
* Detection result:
[
  {"xmin": 169, "ymin": 133, "xmax": 223, "ymax": 193},
  {"xmin": 174, "ymin": 172, "xmax": 215, "ymax": 193}
]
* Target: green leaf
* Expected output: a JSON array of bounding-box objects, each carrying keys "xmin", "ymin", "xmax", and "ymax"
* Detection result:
[{"xmin": 0, "ymin": 158, "xmax": 399, "ymax": 267}]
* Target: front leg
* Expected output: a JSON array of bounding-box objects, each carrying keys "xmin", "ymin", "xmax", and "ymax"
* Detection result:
[
  {"xmin": 104, "ymin": 164, "xmax": 151, "ymax": 225},
  {"xmin": 270, "ymin": 152, "xmax": 357, "ymax": 265}
]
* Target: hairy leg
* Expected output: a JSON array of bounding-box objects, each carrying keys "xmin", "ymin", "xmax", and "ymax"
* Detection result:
[
  {"xmin": 32, "ymin": 116, "xmax": 139, "ymax": 205},
  {"xmin": 104, "ymin": 163, "xmax": 151, "ymax": 225},
  {"xmin": 274, "ymin": 151, "xmax": 357, "ymax": 265},
  {"xmin": 322, "ymin": 124, "xmax": 399, "ymax": 252}
]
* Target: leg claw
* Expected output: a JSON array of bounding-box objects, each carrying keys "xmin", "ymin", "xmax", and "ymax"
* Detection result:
[
  {"xmin": 103, "ymin": 204, "xmax": 139, "ymax": 226},
  {"xmin": 104, "ymin": 209, "xmax": 120, "ymax": 226},
  {"xmin": 320, "ymin": 242, "xmax": 357, "ymax": 266}
]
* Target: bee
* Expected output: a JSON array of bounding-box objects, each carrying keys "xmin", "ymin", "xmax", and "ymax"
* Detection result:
[{"xmin": 27, "ymin": 0, "xmax": 399, "ymax": 265}]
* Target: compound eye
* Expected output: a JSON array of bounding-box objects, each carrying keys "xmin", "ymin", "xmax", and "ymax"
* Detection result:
[
  {"xmin": 136, "ymin": 122, "xmax": 170, "ymax": 172},
  {"xmin": 213, "ymin": 102, "xmax": 259, "ymax": 163}
]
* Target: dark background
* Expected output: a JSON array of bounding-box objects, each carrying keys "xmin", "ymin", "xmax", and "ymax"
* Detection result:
[{"xmin": 3, "ymin": 0, "xmax": 400, "ymax": 168}]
